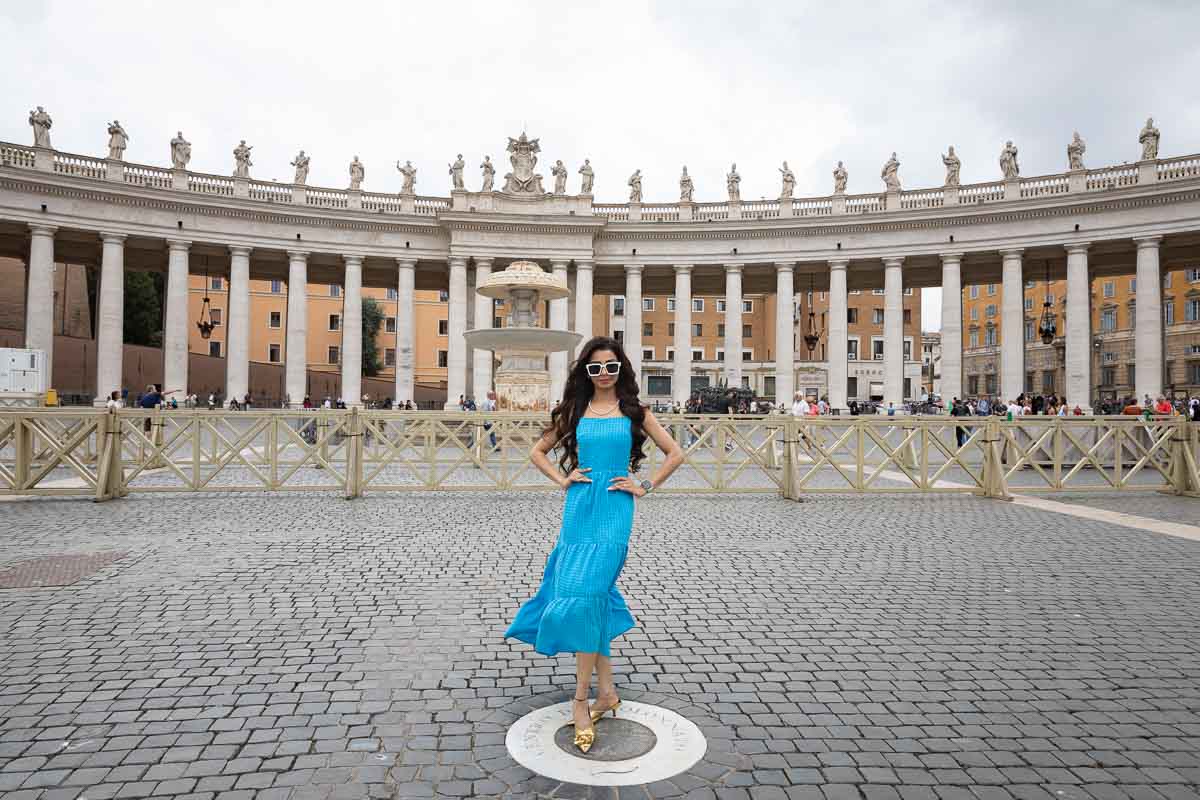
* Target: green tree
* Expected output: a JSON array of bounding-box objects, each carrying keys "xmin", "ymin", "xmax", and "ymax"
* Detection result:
[
  {"xmin": 361, "ymin": 296, "xmax": 384, "ymax": 377},
  {"xmin": 123, "ymin": 271, "xmax": 163, "ymax": 347}
]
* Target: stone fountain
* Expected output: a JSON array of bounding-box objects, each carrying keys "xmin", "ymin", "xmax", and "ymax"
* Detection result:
[{"xmin": 463, "ymin": 261, "xmax": 581, "ymax": 411}]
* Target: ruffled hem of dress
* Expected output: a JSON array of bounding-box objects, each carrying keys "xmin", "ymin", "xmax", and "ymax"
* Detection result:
[{"xmin": 505, "ymin": 594, "xmax": 635, "ymax": 657}]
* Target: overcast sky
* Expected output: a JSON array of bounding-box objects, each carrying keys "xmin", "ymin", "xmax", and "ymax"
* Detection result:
[{"xmin": 3, "ymin": 1, "xmax": 1199, "ymax": 329}]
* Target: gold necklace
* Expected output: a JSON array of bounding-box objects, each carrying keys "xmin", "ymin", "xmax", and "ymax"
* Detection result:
[{"xmin": 588, "ymin": 400, "xmax": 619, "ymax": 416}]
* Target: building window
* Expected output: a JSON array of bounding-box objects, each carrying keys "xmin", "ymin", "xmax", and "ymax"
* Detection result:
[
  {"xmin": 970, "ymin": 306, "xmax": 979, "ymax": 321},
  {"xmin": 1101, "ymin": 308, "xmax": 1117, "ymax": 331},
  {"xmin": 847, "ymin": 308, "xmax": 858, "ymax": 324},
  {"xmin": 872, "ymin": 339, "xmax": 884, "ymax": 360},
  {"xmin": 668, "ymin": 322, "xmax": 675, "ymax": 337},
  {"xmin": 1130, "ymin": 278, "xmax": 1136, "ymax": 292},
  {"xmin": 847, "ymin": 339, "xmax": 859, "ymax": 360},
  {"xmin": 1042, "ymin": 371, "xmax": 1055, "ymax": 394},
  {"xmin": 987, "ymin": 283, "xmax": 996, "ymax": 295},
  {"xmin": 903, "ymin": 288, "xmax": 913, "ymax": 296},
  {"xmin": 742, "ymin": 350, "xmax": 753, "ymax": 361},
  {"xmin": 903, "ymin": 340, "xmax": 912, "ymax": 361},
  {"xmin": 742, "ymin": 300, "xmax": 752, "ymax": 313},
  {"xmin": 691, "ymin": 348, "xmax": 704, "ymax": 361},
  {"xmin": 330, "ymin": 285, "xmax": 341, "ymax": 297},
  {"xmin": 1165, "ymin": 273, "xmax": 1173, "ymax": 288},
  {"xmin": 643, "ymin": 297, "xmax": 655, "ymax": 312},
  {"xmin": 985, "ymin": 374, "xmax": 997, "ymax": 395},
  {"xmin": 847, "ymin": 376, "xmax": 858, "ymax": 398},
  {"xmin": 969, "ymin": 331, "xmax": 979, "ymax": 348},
  {"xmin": 642, "ymin": 348, "xmax": 654, "ymax": 361},
  {"xmin": 1190, "ymin": 363, "xmax": 1200, "ymax": 384},
  {"xmin": 742, "ymin": 324, "xmax": 752, "ymax": 338},
  {"xmin": 328, "ymin": 313, "xmax": 340, "ymax": 331},
  {"xmin": 969, "ymin": 285, "xmax": 979, "ymax": 299},
  {"xmin": 666, "ymin": 348, "xmax": 675, "ymax": 361},
  {"xmin": 985, "ymin": 304, "xmax": 996, "ymax": 318},
  {"xmin": 211, "ymin": 277, "xmax": 223, "ymax": 290},
  {"xmin": 904, "ymin": 378, "xmax": 912, "ymax": 399},
  {"xmin": 1102, "ymin": 351, "xmax": 1116, "ymax": 363},
  {"xmin": 984, "ymin": 325, "xmax": 997, "ymax": 346},
  {"xmin": 1025, "ymin": 372, "xmax": 1034, "ymax": 394},
  {"xmin": 438, "ymin": 289, "xmax": 449, "ymax": 302},
  {"xmin": 643, "ymin": 322, "xmax": 653, "ymax": 337},
  {"xmin": 384, "ymin": 348, "xmax": 395, "ymax": 367},
  {"xmin": 716, "ymin": 299, "xmax": 727, "ymax": 312},
  {"xmin": 268, "ymin": 343, "xmax": 280, "ymax": 363},
  {"xmin": 1024, "ymin": 297, "xmax": 1034, "ymax": 311},
  {"xmin": 968, "ymin": 375, "xmax": 979, "ymax": 395},
  {"xmin": 210, "ymin": 308, "xmax": 222, "ymax": 326},
  {"xmin": 614, "ymin": 330, "xmax": 624, "ymax": 344},
  {"xmin": 387, "ymin": 287, "xmax": 398, "ymax": 300},
  {"xmin": 872, "ymin": 288, "xmax": 884, "ymax": 296},
  {"xmin": 493, "ymin": 316, "xmax": 502, "ymax": 328},
  {"xmin": 667, "ymin": 297, "xmax": 676, "ymax": 312},
  {"xmin": 328, "ymin": 346, "xmax": 340, "ymax": 364},
  {"xmin": 270, "ymin": 279, "xmax": 282, "ymax": 293},
  {"xmin": 1128, "ymin": 305, "xmax": 1136, "ymax": 328},
  {"xmin": 1025, "ymin": 280, "xmax": 1035, "ymax": 289},
  {"xmin": 269, "ymin": 311, "xmax": 281, "ymax": 328},
  {"xmin": 437, "ymin": 350, "xmax": 448, "ymax": 367},
  {"xmin": 1127, "ymin": 364, "xmax": 1136, "ymax": 386},
  {"xmin": 850, "ymin": 289, "xmax": 861, "ymax": 295},
  {"xmin": 208, "ymin": 341, "xmax": 221, "ymax": 357},
  {"xmin": 385, "ymin": 317, "xmax": 396, "ymax": 333},
  {"xmin": 903, "ymin": 309, "xmax": 911, "ymax": 324},
  {"xmin": 647, "ymin": 375, "xmax": 671, "ymax": 396},
  {"xmin": 1025, "ymin": 320, "xmax": 1034, "ymax": 341},
  {"xmin": 716, "ymin": 349, "xmax": 725, "ymax": 362},
  {"xmin": 1164, "ymin": 302, "xmax": 1175, "ymax": 325},
  {"xmin": 614, "ymin": 297, "xmax": 625, "ymax": 316},
  {"xmin": 872, "ymin": 308, "xmax": 884, "ymax": 324},
  {"xmin": 692, "ymin": 298, "xmax": 704, "ymax": 312},
  {"xmin": 1186, "ymin": 298, "xmax": 1200, "ymax": 322},
  {"xmin": 1187, "ymin": 267, "xmax": 1200, "ymax": 282},
  {"xmin": 1103, "ymin": 281, "xmax": 1114, "ymax": 298},
  {"xmin": 717, "ymin": 323, "xmax": 725, "ymax": 337},
  {"xmin": 438, "ymin": 319, "xmax": 448, "ymax": 335},
  {"xmin": 691, "ymin": 323, "xmax": 702, "ymax": 337}
]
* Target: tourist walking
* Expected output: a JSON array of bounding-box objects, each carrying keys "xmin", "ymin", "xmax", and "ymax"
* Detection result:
[{"xmin": 505, "ymin": 336, "xmax": 684, "ymax": 754}]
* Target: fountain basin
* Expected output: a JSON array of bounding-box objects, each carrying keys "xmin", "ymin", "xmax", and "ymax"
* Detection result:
[{"xmin": 464, "ymin": 327, "xmax": 581, "ymax": 353}]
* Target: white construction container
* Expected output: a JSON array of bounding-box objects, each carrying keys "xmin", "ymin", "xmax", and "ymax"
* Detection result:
[{"xmin": 0, "ymin": 348, "xmax": 48, "ymax": 394}]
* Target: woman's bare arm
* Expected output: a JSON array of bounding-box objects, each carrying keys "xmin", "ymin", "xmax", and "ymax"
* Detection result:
[{"xmin": 639, "ymin": 409, "xmax": 684, "ymax": 489}]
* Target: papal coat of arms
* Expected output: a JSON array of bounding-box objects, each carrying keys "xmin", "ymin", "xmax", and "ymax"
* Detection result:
[{"xmin": 503, "ymin": 132, "xmax": 547, "ymax": 194}]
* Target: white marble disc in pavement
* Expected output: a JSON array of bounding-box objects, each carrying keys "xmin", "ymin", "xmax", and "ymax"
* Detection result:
[{"xmin": 504, "ymin": 700, "xmax": 707, "ymax": 787}]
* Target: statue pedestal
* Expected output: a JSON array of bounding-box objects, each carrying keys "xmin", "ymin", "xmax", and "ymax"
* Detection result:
[
  {"xmin": 832, "ymin": 192, "xmax": 846, "ymax": 215},
  {"xmin": 778, "ymin": 197, "xmax": 794, "ymax": 217},
  {"xmin": 944, "ymin": 186, "xmax": 959, "ymax": 205},
  {"xmin": 292, "ymin": 185, "xmax": 307, "ymax": 205},
  {"xmin": 104, "ymin": 158, "xmax": 124, "ymax": 183},
  {"xmin": 400, "ymin": 193, "xmax": 415, "ymax": 214},
  {"xmin": 728, "ymin": 200, "xmax": 742, "ymax": 220},
  {"xmin": 884, "ymin": 190, "xmax": 899, "ymax": 211},
  {"xmin": 1003, "ymin": 178, "xmax": 1020, "ymax": 201},
  {"xmin": 33, "ymin": 147, "xmax": 54, "ymax": 172},
  {"xmin": 1067, "ymin": 169, "xmax": 1086, "ymax": 193},
  {"xmin": 1137, "ymin": 159, "xmax": 1158, "ymax": 185},
  {"xmin": 451, "ymin": 189, "xmax": 469, "ymax": 211},
  {"xmin": 233, "ymin": 177, "xmax": 250, "ymax": 199},
  {"xmin": 348, "ymin": 188, "xmax": 362, "ymax": 210},
  {"xmin": 628, "ymin": 202, "xmax": 642, "ymax": 222},
  {"xmin": 172, "ymin": 169, "xmax": 188, "ymax": 192}
]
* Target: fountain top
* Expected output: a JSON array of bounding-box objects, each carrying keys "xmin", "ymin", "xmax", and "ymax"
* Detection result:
[{"xmin": 476, "ymin": 260, "xmax": 570, "ymax": 301}]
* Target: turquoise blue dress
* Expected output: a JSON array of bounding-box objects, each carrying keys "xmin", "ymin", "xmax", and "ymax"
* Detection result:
[{"xmin": 505, "ymin": 416, "xmax": 637, "ymax": 657}]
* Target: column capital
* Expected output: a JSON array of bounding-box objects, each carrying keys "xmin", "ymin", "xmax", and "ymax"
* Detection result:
[
  {"xmin": 939, "ymin": 252, "xmax": 965, "ymax": 263},
  {"xmin": 474, "ymin": 256, "xmax": 494, "ymax": 268},
  {"xmin": 1133, "ymin": 235, "xmax": 1163, "ymax": 249},
  {"xmin": 286, "ymin": 249, "xmax": 310, "ymax": 261},
  {"xmin": 624, "ymin": 263, "xmax": 643, "ymax": 275},
  {"xmin": 343, "ymin": 254, "xmax": 365, "ymax": 266},
  {"xmin": 1065, "ymin": 242, "xmax": 1091, "ymax": 255},
  {"xmin": 724, "ymin": 263, "xmax": 742, "ymax": 274},
  {"xmin": 828, "ymin": 258, "xmax": 850, "ymax": 270},
  {"xmin": 28, "ymin": 223, "xmax": 58, "ymax": 237},
  {"xmin": 774, "ymin": 261, "xmax": 796, "ymax": 272},
  {"xmin": 99, "ymin": 231, "xmax": 126, "ymax": 244},
  {"xmin": 882, "ymin": 256, "xmax": 904, "ymax": 268},
  {"xmin": 999, "ymin": 248, "xmax": 1025, "ymax": 258},
  {"xmin": 575, "ymin": 259, "xmax": 594, "ymax": 271},
  {"xmin": 448, "ymin": 255, "xmax": 469, "ymax": 268},
  {"xmin": 228, "ymin": 245, "xmax": 253, "ymax": 258},
  {"xmin": 549, "ymin": 257, "xmax": 570, "ymax": 268},
  {"xmin": 166, "ymin": 239, "xmax": 192, "ymax": 252},
  {"xmin": 395, "ymin": 257, "xmax": 417, "ymax": 270},
  {"xmin": 673, "ymin": 263, "xmax": 693, "ymax": 275}
]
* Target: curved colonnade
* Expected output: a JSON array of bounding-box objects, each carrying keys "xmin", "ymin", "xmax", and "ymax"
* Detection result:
[{"xmin": 2, "ymin": 131, "xmax": 1200, "ymax": 410}]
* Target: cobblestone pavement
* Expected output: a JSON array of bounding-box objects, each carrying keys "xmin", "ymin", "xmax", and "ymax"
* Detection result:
[{"xmin": 1, "ymin": 491, "xmax": 1199, "ymax": 800}]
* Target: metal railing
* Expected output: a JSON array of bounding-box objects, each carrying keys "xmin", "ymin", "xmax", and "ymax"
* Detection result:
[{"xmin": 0, "ymin": 410, "xmax": 1196, "ymax": 501}]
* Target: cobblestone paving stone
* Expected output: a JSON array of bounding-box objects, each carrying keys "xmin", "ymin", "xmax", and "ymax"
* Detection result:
[{"xmin": 1, "ymin": 491, "xmax": 1199, "ymax": 800}]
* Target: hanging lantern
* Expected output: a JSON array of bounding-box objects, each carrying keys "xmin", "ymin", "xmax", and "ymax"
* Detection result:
[
  {"xmin": 197, "ymin": 262, "xmax": 215, "ymax": 340},
  {"xmin": 802, "ymin": 274, "xmax": 823, "ymax": 355},
  {"xmin": 1037, "ymin": 259, "xmax": 1056, "ymax": 345}
]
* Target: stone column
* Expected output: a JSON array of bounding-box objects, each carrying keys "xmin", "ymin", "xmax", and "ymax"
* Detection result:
[
  {"xmin": 472, "ymin": 258, "xmax": 494, "ymax": 400},
  {"xmin": 94, "ymin": 233, "xmax": 126, "ymax": 405},
  {"xmin": 225, "ymin": 246, "xmax": 252, "ymax": 403},
  {"xmin": 724, "ymin": 263, "xmax": 743, "ymax": 386},
  {"xmin": 828, "ymin": 259, "xmax": 850, "ymax": 411},
  {"xmin": 285, "ymin": 250, "xmax": 309, "ymax": 408},
  {"xmin": 340, "ymin": 255, "xmax": 363, "ymax": 407},
  {"xmin": 549, "ymin": 259, "xmax": 569, "ymax": 404},
  {"xmin": 1000, "ymin": 249, "xmax": 1025, "ymax": 401},
  {"xmin": 939, "ymin": 253, "xmax": 963, "ymax": 402},
  {"xmin": 24, "ymin": 224, "xmax": 57, "ymax": 383},
  {"xmin": 1134, "ymin": 236, "xmax": 1163, "ymax": 400},
  {"xmin": 395, "ymin": 258, "xmax": 416, "ymax": 404},
  {"xmin": 774, "ymin": 262, "xmax": 795, "ymax": 407},
  {"xmin": 574, "ymin": 261, "xmax": 593, "ymax": 357},
  {"xmin": 446, "ymin": 256, "xmax": 468, "ymax": 409},
  {"xmin": 673, "ymin": 265, "xmax": 693, "ymax": 404},
  {"xmin": 624, "ymin": 265, "xmax": 643, "ymax": 381},
  {"xmin": 882, "ymin": 257, "xmax": 905, "ymax": 408},
  {"xmin": 162, "ymin": 239, "xmax": 191, "ymax": 399},
  {"xmin": 1065, "ymin": 243, "xmax": 1092, "ymax": 410}
]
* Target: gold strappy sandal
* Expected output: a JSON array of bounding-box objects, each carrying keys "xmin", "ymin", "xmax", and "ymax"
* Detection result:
[
  {"xmin": 572, "ymin": 697, "xmax": 595, "ymax": 753},
  {"xmin": 590, "ymin": 696, "xmax": 621, "ymax": 723}
]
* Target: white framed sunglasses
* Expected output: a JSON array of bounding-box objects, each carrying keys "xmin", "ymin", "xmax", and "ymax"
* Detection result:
[{"xmin": 585, "ymin": 360, "xmax": 621, "ymax": 377}]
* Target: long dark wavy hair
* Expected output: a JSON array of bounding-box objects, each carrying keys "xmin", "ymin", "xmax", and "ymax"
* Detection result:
[{"xmin": 546, "ymin": 336, "xmax": 648, "ymax": 475}]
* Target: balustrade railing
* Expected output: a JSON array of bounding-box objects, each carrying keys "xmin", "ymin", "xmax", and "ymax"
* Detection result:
[
  {"xmin": 123, "ymin": 163, "xmax": 172, "ymax": 188},
  {"xmin": 1019, "ymin": 174, "xmax": 1070, "ymax": 198},
  {"xmin": 52, "ymin": 151, "xmax": 107, "ymax": 179},
  {"xmin": 3, "ymin": 138, "xmax": 1200, "ymax": 222},
  {"xmin": 2, "ymin": 410, "xmax": 1193, "ymax": 501},
  {"xmin": 1086, "ymin": 163, "xmax": 1139, "ymax": 190},
  {"xmin": 187, "ymin": 172, "xmax": 235, "ymax": 196}
]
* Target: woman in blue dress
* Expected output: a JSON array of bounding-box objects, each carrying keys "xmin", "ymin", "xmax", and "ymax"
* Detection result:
[{"xmin": 505, "ymin": 336, "xmax": 684, "ymax": 752}]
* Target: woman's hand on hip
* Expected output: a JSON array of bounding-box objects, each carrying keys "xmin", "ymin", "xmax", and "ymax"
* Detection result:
[
  {"xmin": 560, "ymin": 467, "xmax": 591, "ymax": 489},
  {"xmin": 608, "ymin": 475, "xmax": 646, "ymax": 497}
]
